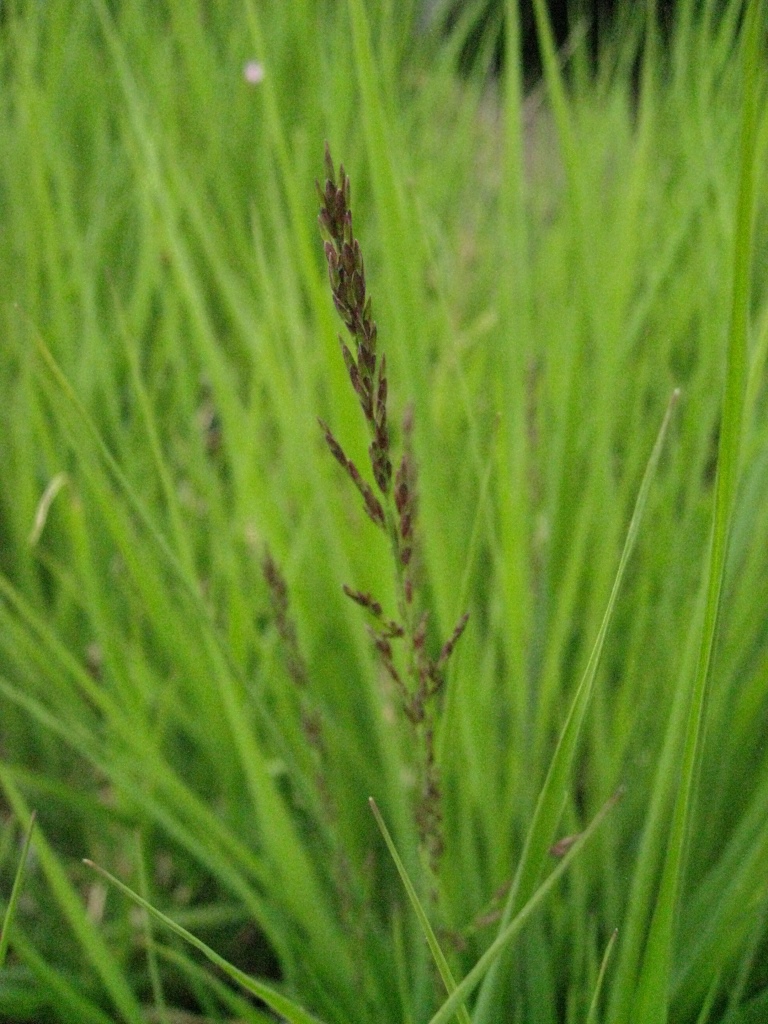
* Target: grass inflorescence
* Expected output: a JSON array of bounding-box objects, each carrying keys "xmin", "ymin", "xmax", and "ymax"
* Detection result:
[{"xmin": 317, "ymin": 142, "xmax": 469, "ymax": 880}]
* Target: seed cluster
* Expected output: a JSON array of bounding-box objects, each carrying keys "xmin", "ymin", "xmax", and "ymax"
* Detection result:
[
  {"xmin": 317, "ymin": 143, "xmax": 391, "ymax": 498},
  {"xmin": 317, "ymin": 144, "xmax": 469, "ymax": 878}
]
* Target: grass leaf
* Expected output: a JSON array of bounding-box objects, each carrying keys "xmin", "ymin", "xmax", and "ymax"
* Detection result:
[
  {"xmin": 429, "ymin": 790, "xmax": 622, "ymax": 1024},
  {"xmin": 83, "ymin": 859, "xmax": 328, "ymax": 1024},
  {"xmin": 0, "ymin": 812, "xmax": 36, "ymax": 968},
  {"xmin": 473, "ymin": 388, "xmax": 680, "ymax": 1023},
  {"xmin": 369, "ymin": 798, "xmax": 472, "ymax": 1024},
  {"xmin": 631, "ymin": 2, "xmax": 764, "ymax": 1018}
]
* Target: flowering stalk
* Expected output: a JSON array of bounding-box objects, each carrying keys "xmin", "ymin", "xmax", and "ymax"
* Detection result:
[{"xmin": 316, "ymin": 144, "xmax": 468, "ymax": 877}]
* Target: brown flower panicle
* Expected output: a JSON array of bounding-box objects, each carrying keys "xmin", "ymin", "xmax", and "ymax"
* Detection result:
[
  {"xmin": 318, "ymin": 418, "xmax": 386, "ymax": 529},
  {"xmin": 317, "ymin": 144, "xmax": 469, "ymax": 879},
  {"xmin": 316, "ymin": 143, "xmax": 391, "ymax": 499}
]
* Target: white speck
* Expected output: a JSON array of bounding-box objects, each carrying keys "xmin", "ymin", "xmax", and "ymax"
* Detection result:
[{"xmin": 243, "ymin": 60, "xmax": 265, "ymax": 85}]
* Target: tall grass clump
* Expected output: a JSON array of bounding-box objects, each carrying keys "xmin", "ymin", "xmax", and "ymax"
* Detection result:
[{"xmin": 0, "ymin": 0, "xmax": 767, "ymax": 1022}]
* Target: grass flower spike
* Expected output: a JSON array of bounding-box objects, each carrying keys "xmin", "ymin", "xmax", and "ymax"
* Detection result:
[
  {"xmin": 317, "ymin": 144, "xmax": 469, "ymax": 879},
  {"xmin": 317, "ymin": 143, "xmax": 392, "ymax": 500}
]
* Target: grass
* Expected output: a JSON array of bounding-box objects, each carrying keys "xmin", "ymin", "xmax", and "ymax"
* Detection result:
[{"xmin": 0, "ymin": 0, "xmax": 767, "ymax": 1021}]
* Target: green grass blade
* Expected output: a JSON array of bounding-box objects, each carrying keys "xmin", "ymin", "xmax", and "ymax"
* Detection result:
[
  {"xmin": 34, "ymin": 333, "xmax": 347, "ymax": 978},
  {"xmin": 429, "ymin": 791, "xmax": 622, "ymax": 1024},
  {"xmin": 84, "ymin": 859, "xmax": 327, "ymax": 1024},
  {"xmin": 695, "ymin": 973, "xmax": 723, "ymax": 1024},
  {"xmin": 152, "ymin": 942, "xmax": 279, "ymax": 1023},
  {"xmin": 586, "ymin": 927, "xmax": 618, "ymax": 1024},
  {"xmin": 0, "ymin": 812, "xmax": 36, "ymax": 968},
  {"xmin": 134, "ymin": 832, "xmax": 169, "ymax": 1024},
  {"xmin": 0, "ymin": 773, "xmax": 145, "ymax": 1024},
  {"xmin": 112, "ymin": 290, "xmax": 195, "ymax": 578},
  {"xmin": 368, "ymin": 798, "xmax": 472, "ymax": 1024},
  {"xmin": 33, "ymin": 333, "xmax": 201, "ymax": 614},
  {"xmin": 5, "ymin": 930, "xmax": 117, "ymax": 1024},
  {"xmin": 473, "ymin": 388, "xmax": 680, "ymax": 1023},
  {"xmin": 726, "ymin": 987, "xmax": 768, "ymax": 1024},
  {"xmin": 632, "ymin": 2, "xmax": 763, "ymax": 1018}
]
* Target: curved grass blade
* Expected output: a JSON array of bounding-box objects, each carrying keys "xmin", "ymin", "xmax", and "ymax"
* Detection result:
[
  {"xmin": 83, "ymin": 859, "xmax": 327, "ymax": 1024},
  {"xmin": 429, "ymin": 790, "xmax": 622, "ymax": 1024},
  {"xmin": 473, "ymin": 388, "xmax": 680, "ymax": 1024},
  {"xmin": 368, "ymin": 798, "xmax": 472, "ymax": 1024},
  {"xmin": 0, "ymin": 812, "xmax": 36, "ymax": 968}
]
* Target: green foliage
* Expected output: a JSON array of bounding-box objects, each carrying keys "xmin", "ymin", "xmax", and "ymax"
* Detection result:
[{"xmin": 0, "ymin": 0, "xmax": 766, "ymax": 1021}]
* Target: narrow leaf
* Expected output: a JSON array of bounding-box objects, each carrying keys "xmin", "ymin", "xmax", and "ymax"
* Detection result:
[
  {"xmin": 632, "ymin": 3, "xmax": 763, "ymax": 1017},
  {"xmin": 0, "ymin": 812, "xmax": 36, "ymax": 967},
  {"xmin": 369, "ymin": 798, "xmax": 472, "ymax": 1024},
  {"xmin": 586, "ymin": 928, "xmax": 618, "ymax": 1024},
  {"xmin": 429, "ymin": 791, "xmax": 622, "ymax": 1024},
  {"xmin": 473, "ymin": 388, "xmax": 679, "ymax": 1023},
  {"xmin": 83, "ymin": 860, "xmax": 327, "ymax": 1024}
]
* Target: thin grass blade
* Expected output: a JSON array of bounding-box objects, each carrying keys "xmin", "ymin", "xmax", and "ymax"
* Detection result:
[
  {"xmin": 0, "ymin": 774, "xmax": 145, "ymax": 1023},
  {"xmin": 83, "ymin": 859, "xmax": 328, "ymax": 1024},
  {"xmin": 0, "ymin": 812, "xmax": 36, "ymax": 968},
  {"xmin": 134, "ymin": 832, "xmax": 168, "ymax": 1024},
  {"xmin": 429, "ymin": 790, "xmax": 622, "ymax": 1024},
  {"xmin": 473, "ymin": 387, "xmax": 679, "ymax": 1023},
  {"xmin": 6, "ymin": 930, "xmax": 117, "ymax": 1024},
  {"xmin": 632, "ymin": 2, "xmax": 763, "ymax": 1018},
  {"xmin": 368, "ymin": 798, "xmax": 472, "ymax": 1024},
  {"xmin": 586, "ymin": 927, "xmax": 618, "ymax": 1024}
]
